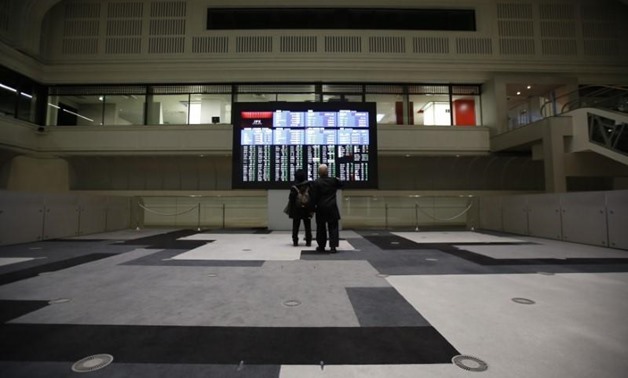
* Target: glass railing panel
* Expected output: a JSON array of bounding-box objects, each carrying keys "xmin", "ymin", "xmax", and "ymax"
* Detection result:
[
  {"xmin": 139, "ymin": 196, "xmax": 267, "ymax": 229},
  {"xmin": 588, "ymin": 112, "xmax": 628, "ymax": 155}
]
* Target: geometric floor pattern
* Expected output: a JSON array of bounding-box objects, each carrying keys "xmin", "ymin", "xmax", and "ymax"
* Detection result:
[{"xmin": 0, "ymin": 228, "xmax": 627, "ymax": 377}]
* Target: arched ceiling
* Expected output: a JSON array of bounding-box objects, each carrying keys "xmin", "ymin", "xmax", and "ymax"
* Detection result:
[{"xmin": 10, "ymin": 0, "xmax": 63, "ymax": 55}]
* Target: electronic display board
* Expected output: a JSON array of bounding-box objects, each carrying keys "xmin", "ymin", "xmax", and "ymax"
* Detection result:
[{"xmin": 232, "ymin": 102, "xmax": 378, "ymax": 189}]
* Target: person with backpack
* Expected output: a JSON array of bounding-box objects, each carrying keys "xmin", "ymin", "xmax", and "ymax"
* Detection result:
[
  {"xmin": 287, "ymin": 169, "xmax": 313, "ymax": 246},
  {"xmin": 310, "ymin": 164, "xmax": 343, "ymax": 253}
]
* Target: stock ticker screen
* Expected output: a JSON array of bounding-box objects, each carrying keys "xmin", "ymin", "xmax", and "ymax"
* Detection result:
[{"xmin": 232, "ymin": 102, "xmax": 378, "ymax": 189}]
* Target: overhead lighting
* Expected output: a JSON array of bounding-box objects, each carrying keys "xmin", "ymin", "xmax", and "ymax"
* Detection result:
[
  {"xmin": 20, "ymin": 92, "xmax": 33, "ymax": 99},
  {"xmin": 526, "ymin": 85, "xmax": 532, "ymax": 89},
  {"xmin": 0, "ymin": 83, "xmax": 17, "ymax": 93},
  {"xmin": 516, "ymin": 91, "xmax": 521, "ymax": 95},
  {"xmin": 48, "ymin": 103, "xmax": 60, "ymax": 109},
  {"xmin": 62, "ymin": 108, "xmax": 94, "ymax": 122}
]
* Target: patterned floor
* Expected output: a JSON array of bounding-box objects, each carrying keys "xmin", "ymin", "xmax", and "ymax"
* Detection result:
[{"xmin": 0, "ymin": 229, "xmax": 627, "ymax": 377}]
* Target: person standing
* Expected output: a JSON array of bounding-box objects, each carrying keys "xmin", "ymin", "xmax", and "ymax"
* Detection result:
[
  {"xmin": 311, "ymin": 164, "xmax": 343, "ymax": 253},
  {"xmin": 287, "ymin": 169, "xmax": 313, "ymax": 246}
]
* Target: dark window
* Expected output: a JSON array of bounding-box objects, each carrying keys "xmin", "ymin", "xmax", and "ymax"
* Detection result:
[
  {"xmin": 207, "ymin": 8, "xmax": 476, "ymax": 31},
  {"xmin": 0, "ymin": 65, "xmax": 45, "ymax": 124}
]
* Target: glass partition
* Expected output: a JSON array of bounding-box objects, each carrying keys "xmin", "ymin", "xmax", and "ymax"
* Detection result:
[
  {"xmin": 50, "ymin": 95, "xmax": 103, "ymax": 126},
  {"xmin": 343, "ymin": 195, "xmax": 474, "ymax": 228},
  {"xmin": 410, "ymin": 93, "xmax": 451, "ymax": 126},
  {"xmin": 147, "ymin": 94, "xmax": 189, "ymax": 125},
  {"xmin": 17, "ymin": 85, "xmax": 38, "ymax": 123},
  {"xmin": 0, "ymin": 82, "xmax": 17, "ymax": 117},
  {"xmin": 138, "ymin": 195, "xmax": 267, "ymax": 229},
  {"xmin": 1, "ymin": 65, "xmax": 44, "ymax": 124},
  {"xmin": 323, "ymin": 94, "xmax": 363, "ymax": 102},
  {"xmin": 104, "ymin": 95, "xmax": 146, "ymax": 125},
  {"xmin": 365, "ymin": 93, "xmax": 404, "ymax": 125},
  {"xmin": 41, "ymin": 82, "xmax": 483, "ymax": 127},
  {"xmin": 189, "ymin": 94, "xmax": 232, "ymax": 124},
  {"xmin": 137, "ymin": 194, "xmax": 474, "ymax": 229}
]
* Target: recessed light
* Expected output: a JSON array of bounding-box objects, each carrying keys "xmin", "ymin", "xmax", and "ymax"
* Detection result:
[
  {"xmin": 526, "ymin": 85, "xmax": 532, "ymax": 89},
  {"xmin": 516, "ymin": 91, "xmax": 521, "ymax": 95}
]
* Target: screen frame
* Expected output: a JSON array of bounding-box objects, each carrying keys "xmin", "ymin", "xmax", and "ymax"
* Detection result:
[{"xmin": 231, "ymin": 101, "xmax": 378, "ymax": 189}]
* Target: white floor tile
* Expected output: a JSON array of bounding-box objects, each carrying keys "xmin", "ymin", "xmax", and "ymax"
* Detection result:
[
  {"xmin": 388, "ymin": 273, "xmax": 628, "ymax": 378},
  {"xmin": 0, "ymin": 257, "xmax": 34, "ymax": 267},
  {"xmin": 279, "ymin": 364, "xmax": 463, "ymax": 378},
  {"xmin": 394, "ymin": 231, "xmax": 524, "ymax": 244},
  {"xmin": 70, "ymin": 228, "xmax": 179, "ymax": 240},
  {"xmin": 456, "ymin": 242, "xmax": 628, "ymax": 259},
  {"xmin": 173, "ymin": 233, "xmax": 354, "ymax": 261}
]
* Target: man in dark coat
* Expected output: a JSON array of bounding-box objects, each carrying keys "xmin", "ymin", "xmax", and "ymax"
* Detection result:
[
  {"xmin": 288, "ymin": 169, "xmax": 313, "ymax": 246},
  {"xmin": 310, "ymin": 164, "xmax": 343, "ymax": 253}
]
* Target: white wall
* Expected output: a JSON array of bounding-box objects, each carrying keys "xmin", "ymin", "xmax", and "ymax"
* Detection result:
[
  {"xmin": 0, "ymin": 191, "xmax": 131, "ymax": 245},
  {"xmin": 478, "ymin": 190, "xmax": 628, "ymax": 250},
  {"xmin": 7, "ymin": 155, "xmax": 70, "ymax": 192}
]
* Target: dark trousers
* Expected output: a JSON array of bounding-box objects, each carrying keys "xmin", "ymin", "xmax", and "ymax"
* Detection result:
[
  {"xmin": 292, "ymin": 217, "xmax": 312, "ymax": 243},
  {"xmin": 316, "ymin": 217, "xmax": 339, "ymax": 249}
]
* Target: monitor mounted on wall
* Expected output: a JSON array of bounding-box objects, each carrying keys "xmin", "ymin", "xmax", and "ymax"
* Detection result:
[{"xmin": 232, "ymin": 102, "xmax": 378, "ymax": 189}]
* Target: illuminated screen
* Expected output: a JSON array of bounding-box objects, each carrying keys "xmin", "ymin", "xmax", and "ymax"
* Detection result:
[{"xmin": 232, "ymin": 102, "xmax": 378, "ymax": 189}]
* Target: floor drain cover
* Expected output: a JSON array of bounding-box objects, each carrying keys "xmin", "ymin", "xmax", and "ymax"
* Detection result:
[
  {"xmin": 49, "ymin": 298, "xmax": 71, "ymax": 304},
  {"xmin": 512, "ymin": 297, "xmax": 536, "ymax": 305},
  {"xmin": 452, "ymin": 355, "xmax": 488, "ymax": 372},
  {"xmin": 71, "ymin": 354, "xmax": 114, "ymax": 373},
  {"xmin": 538, "ymin": 272, "xmax": 555, "ymax": 276},
  {"xmin": 283, "ymin": 299, "xmax": 302, "ymax": 307}
]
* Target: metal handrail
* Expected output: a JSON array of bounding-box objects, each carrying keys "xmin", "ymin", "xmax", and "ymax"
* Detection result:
[
  {"xmin": 562, "ymin": 90, "xmax": 628, "ymax": 113},
  {"xmin": 539, "ymin": 85, "xmax": 628, "ymax": 118}
]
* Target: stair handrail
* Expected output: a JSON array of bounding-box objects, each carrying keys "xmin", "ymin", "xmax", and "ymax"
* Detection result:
[{"xmin": 539, "ymin": 85, "xmax": 628, "ymax": 118}]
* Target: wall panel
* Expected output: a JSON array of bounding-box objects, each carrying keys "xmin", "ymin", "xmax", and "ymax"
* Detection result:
[
  {"xmin": 526, "ymin": 193, "xmax": 562, "ymax": 240},
  {"xmin": 0, "ymin": 192, "xmax": 132, "ymax": 245},
  {"xmin": 606, "ymin": 190, "xmax": 628, "ymax": 250},
  {"xmin": 42, "ymin": 194, "xmax": 80, "ymax": 239},
  {"xmin": 0, "ymin": 192, "xmax": 45, "ymax": 244},
  {"xmin": 106, "ymin": 197, "xmax": 131, "ymax": 231},
  {"xmin": 479, "ymin": 196, "xmax": 502, "ymax": 231},
  {"xmin": 501, "ymin": 195, "xmax": 528, "ymax": 235},
  {"xmin": 78, "ymin": 195, "xmax": 108, "ymax": 235},
  {"xmin": 560, "ymin": 191, "xmax": 608, "ymax": 247}
]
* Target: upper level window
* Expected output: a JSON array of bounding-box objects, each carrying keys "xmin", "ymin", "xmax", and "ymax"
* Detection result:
[
  {"xmin": 1, "ymin": 65, "xmax": 44, "ymax": 124},
  {"xmin": 44, "ymin": 83, "xmax": 482, "ymax": 127}
]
